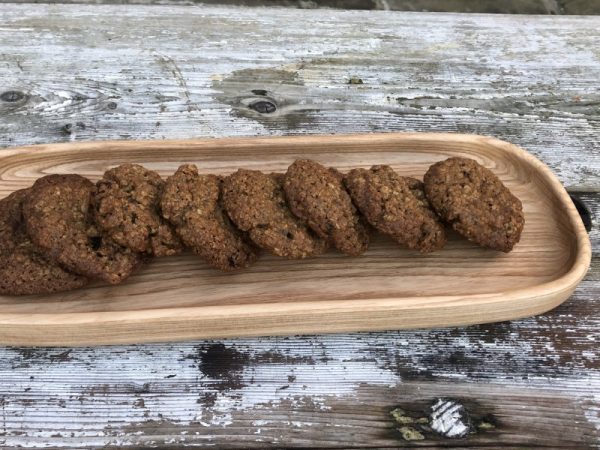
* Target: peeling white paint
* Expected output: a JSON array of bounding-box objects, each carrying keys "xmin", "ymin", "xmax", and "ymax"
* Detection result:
[{"xmin": 430, "ymin": 399, "xmax": 470, "ymax": 438}]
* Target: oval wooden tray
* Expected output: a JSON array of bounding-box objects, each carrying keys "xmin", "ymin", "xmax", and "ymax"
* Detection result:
[{"xmin": 0, "ymin": 133, "xmax": 591, "ymax": 346}]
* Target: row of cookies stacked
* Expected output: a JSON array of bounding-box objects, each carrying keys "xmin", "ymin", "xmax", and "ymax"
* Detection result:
[{"xmin": 0, "ymin": 157, "xmax": 524, "ymax": 296}]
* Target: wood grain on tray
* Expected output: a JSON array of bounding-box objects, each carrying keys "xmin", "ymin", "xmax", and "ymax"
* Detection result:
[{"xmin": 0, "ymin": 133, "xmax": 591, "ymax": 346}]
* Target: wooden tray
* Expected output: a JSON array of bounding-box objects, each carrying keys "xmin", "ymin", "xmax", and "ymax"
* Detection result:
[{"xmin": 0, "ymin": 133, "xmax": 591, "ymax": 346}]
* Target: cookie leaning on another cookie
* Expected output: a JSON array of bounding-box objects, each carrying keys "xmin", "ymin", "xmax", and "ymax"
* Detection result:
[
  {"xmin": 23, "ymin": 174, "xmax": 143, "ymax": 284},
  {"xmin": 283, "ymin": 159, "xmax": 369, "ymax": 256},
  {"xmin": 0, "ymin": 189, "xmax": 89, "ymax": 295},
  {"xmin": 94, "ymin": 163, "xmax": 183, "ymax": 257},
  {"xmin": 161, "ymin": 164, "xmax": 258, "ymax": 271},
  {"xmin": 345, "ymin": 165, "xmax": 446, "ymax": 253},
  {"xmin": 222, "ymin": 169, "xmax": 328, "ymax": 259},
  {"xmin": 424, "ymin": 157, "xmax": 524, "ymax": 252}
]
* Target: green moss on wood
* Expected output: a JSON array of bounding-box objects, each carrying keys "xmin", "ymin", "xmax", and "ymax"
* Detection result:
[{"xmin": 399, "ymin": 426, "xmax": 425, "ymax": 441}]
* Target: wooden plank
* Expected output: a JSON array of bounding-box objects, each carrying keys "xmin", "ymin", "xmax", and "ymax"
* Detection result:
[
  {"xmin": 0, "ymin": 6, "xmax": 598, "ymax": 190},
  {"xmin": 0, "ymin": 381, "xmax": 596, "ymax": 448},
  {"xmin": 0, "ymin": 0, "xmax": 586, "ymax": 16}
]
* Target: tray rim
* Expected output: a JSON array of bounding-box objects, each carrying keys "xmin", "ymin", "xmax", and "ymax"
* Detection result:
[{"xmin": 0, "ymin": 132, "xmax": 591, "ymax": 346}]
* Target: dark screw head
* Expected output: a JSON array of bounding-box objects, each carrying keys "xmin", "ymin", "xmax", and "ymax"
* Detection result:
[
  {"xmin": 249, "ymin": 100, "xmax": 276, "ymax": 114},
  {"xmin": 570, "ymin": 195, "xmax": 592, "ymax": 232},
  {"xmin": 0, "ymin": 90, "xmax": 26, "ymax": 102},
  {"xmin": 107, "ymin": 101, "xmax": 118, "ymax": 110},
  {"xmin": 251, "ymin": 89, "xmax": 268, "ymax": 96}
]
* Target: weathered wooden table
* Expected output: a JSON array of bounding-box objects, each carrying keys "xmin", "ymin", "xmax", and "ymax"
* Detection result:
[{"xmin": 0, "ymin": 4, "xmax": 598, "ymax": 448}]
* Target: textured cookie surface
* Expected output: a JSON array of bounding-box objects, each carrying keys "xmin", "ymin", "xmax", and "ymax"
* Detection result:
[
  {"xmin": 95, "ymin": 163, "xmax": 183, "ymax": 256},
  {"xmin": 345, "ymin": 166, "xmax": 446, "ymax": 253},
  {"xmin": 161, "ymin": 164, "xmax": 258, "ymax": 271},
  {"xmin": 23, "ymin": 174, "xmax": 142, "ymax": 284},
  {"xmin": 424, "ymin": 157, "xmax": 524, "ymax": 252},
  {"xmin": 283, "ymin": 159, "xmax": 369, "ymax": 256},
  {"xmin": 404, "ymin": 177, "xmax": 431, "ymax": 208},
  {"xmin": 222, "ymin": 169, "xmax": 327, "ymax": 259},
  {"xmin": 0, "ymin": 189, "xmax": 88, "ymax": 295}
]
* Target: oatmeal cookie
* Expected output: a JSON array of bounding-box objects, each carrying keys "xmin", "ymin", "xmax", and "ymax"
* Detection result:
[
  {"xmin": 0, "ymin": 189, "xmax": 88, "ymax": 295},
  {"xmin": 24, "ymin": 174, "xmax": 142, "ymax": 284},
  {"xmin": 283, "ymin": 159, "xmax": 369, "ymax": 256},
  {"xmin": 222, "ymin": 169, "xmax": 327, "ymax": 259},
  {"xmin": 423, "ymin": 157, "xmax": 524, "ymax": 252},
  {"xmin": 161, "ymin": 164, "xmax": 258, "ymax": 271},
  {"xmin": 94, "ymin": 163, "xmax": 183, "ymax": 256},
  {"xmin": 345, "ymin": 165, "xmax": 446, "ymax": 253}
]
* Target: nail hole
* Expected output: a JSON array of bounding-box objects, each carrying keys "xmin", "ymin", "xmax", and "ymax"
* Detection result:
[
  {"xmin": 570, "ymin": 195, "xmax": 592, "ymax": 232},
  {"xmin": 249, "ymin": 101, "xmax": 276, "ymax": 114},
  {"xmin": 251, "ymin": 89, "xmax": 268, "ymax": 96},
  {"xmin": 0, "ymin": 90, "xmax": 26, "ymax": 102}
]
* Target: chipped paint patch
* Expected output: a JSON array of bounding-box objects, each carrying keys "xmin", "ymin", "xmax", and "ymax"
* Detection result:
[{"xmin": 430, "ymin": 398, "xmax": 471, "ymax": 438}]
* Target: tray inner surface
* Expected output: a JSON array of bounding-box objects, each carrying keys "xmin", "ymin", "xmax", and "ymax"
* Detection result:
[{"xmin": 0, "ymin": 136, "xmax": 576, "ymax": 315}]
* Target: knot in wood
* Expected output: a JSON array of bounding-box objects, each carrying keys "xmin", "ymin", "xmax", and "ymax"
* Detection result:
[
  {"xmin": 0, "ymin": 90, "xmax": 26, "ymax": 102},
  {"xmin": 251, "ymin": 89, "xmax": 268, "ymax": 96},
  {"xmin": 61, "ymin": 123, "xmax": 73, "ymax": 135},
  {"xmin": 249, "ymin": 100, "xmax": 276, "ymax": 114}
]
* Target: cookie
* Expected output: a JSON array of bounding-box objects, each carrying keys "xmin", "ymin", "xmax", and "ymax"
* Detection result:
[
  {"xmin": 404, "ymin": 177, "xmax": 430, "ymax": 208},
  {"xmin": 222, "ymin": 169, "xmax": 327, "ymax": 259},
  {"xmin": 161, "ymin": 164, "xmax": 258, "ymax": 271},
  {"xmin": 283, "ymin": 159, "xmax": 369, "ymax": 256},
  {"xmin": 0, "ymin": 189, "xmax": 88, "ymax": 295},
  {"xmin": 345, "ymin": 166, "xmax": 446, "ymax": 253},
  {"xmin": 23, "ymin": 174, "xmax": 143, "ymax": 284},
  {"xmin": 94, "ymin": 163, "xmax": 183, "ymax": 256},
  {"xmin": 423, "ymin": 157, "xmax": 524, "ymax": 252}
]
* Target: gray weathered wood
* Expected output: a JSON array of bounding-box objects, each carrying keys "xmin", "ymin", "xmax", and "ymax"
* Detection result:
[
  {"xmin": 3, "ymin": 0, "xmax": 594, "ymax": 17},
  {"xmin": 0, "ymin": 5, "xmax": 599, "ymax": 190},
  {"xmin": 0, "ymin": 4, "xmax": 598, "ymax": 448}
]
